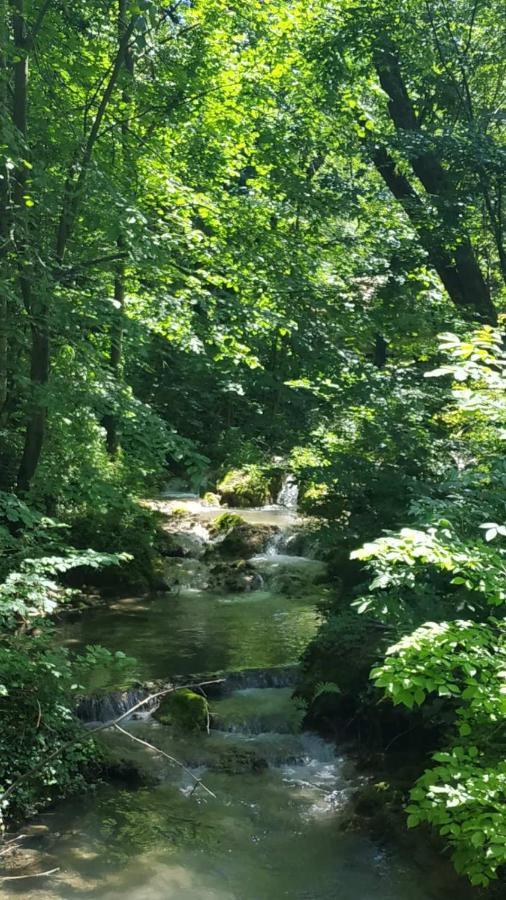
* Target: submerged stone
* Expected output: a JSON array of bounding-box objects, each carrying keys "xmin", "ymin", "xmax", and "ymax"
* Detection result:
[
  {"xmin": 210, "ymin": 746, "xmax": 268, "ymax": 774},
  {"xmin": 159, "ymin": 557, "xmax": 210, "ymax": 591},
  {"xmin": 207, "ymin": 560, "xmax": 263, "ymax": 592}
]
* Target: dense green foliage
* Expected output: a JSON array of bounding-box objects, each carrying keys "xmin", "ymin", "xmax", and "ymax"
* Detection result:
[
  {"xmin": 351, "ymin": 329, "xmax": 506, "ymax": 886},
  {"xmin": 0, "ymin": 0, "xmax": 505, "ymax": 888}
]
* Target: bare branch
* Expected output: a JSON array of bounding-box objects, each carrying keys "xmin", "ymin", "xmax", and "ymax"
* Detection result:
[
  {"xmin": 0, "ymin": 868, "xmax": 60, "ymax": 881},
  {"xmin": 113, "ymin": 723, "xmax": 216, "ymax": 798},
  {"xmin": 55, "ymin": 18, "xmax": 138, "ymax": 261},
  {"xmin": 29, "ymin": 0, "xmax": 53, "ymax": 42},
  {"xmin": 56, "ymin": 251, "xmax": 129, "ymax": 281}
]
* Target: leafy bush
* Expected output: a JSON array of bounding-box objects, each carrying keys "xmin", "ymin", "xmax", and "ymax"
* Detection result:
[
  {"xmin": 0, "ymin": 638, "xmax": 134, "ymax": 827},
  {"xmin": 0, "ymin": 492, "xmax": 139, "ymax": 827},
  {"xmin": 351, "ymin": 328, "xmax": 506, "ymax": 886}
]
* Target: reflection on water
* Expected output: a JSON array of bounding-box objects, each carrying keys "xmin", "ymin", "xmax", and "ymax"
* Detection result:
[
  {"xmin": 5, "ymin": 743, "xmax": 448, "ymax": 900},
  {"xmin": 60, "ymin": 589, "xmax": 322, "ymax": 679}
]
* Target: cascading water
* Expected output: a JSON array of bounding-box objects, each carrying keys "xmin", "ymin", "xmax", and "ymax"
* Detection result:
[
  {"xmin": 250, "ymin": 519, "xmax": 325, "ymax": 591},
  {"xmin": 276, "ymin": 472, "xmax": 299, "ymax": 509}
]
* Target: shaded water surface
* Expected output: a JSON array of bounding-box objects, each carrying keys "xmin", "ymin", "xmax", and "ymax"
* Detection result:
[{"xmin": 60, "ymin": 588, "xmax": 322, "ymax": 679}]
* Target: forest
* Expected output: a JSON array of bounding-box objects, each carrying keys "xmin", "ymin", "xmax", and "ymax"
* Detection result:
[{"xmin": 0, "ymin": 0, "xmax": 506, "ymax": 896}]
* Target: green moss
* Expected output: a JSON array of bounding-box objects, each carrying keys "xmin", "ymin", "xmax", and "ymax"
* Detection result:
[
  {"xmin": 210, "ymin": 747, "xmax": 268, "ymax": 774},
  {"xmin": 202, "ymin": 492, "xmax": 221, "ymax": 506},
  {"xmin": 216, "ymin": 466, "xmax": 271, "ymax": 508},
  {"xmin": 211, "ymin": 512, "xmax": 246, "ymax": 533},
  {"xmin": 153, "ymin": 689, "xmax": 209, "ymax": 732},
  {"xmin": 170, "ymin": 506, "xmax": 190, "ymax": 518}
]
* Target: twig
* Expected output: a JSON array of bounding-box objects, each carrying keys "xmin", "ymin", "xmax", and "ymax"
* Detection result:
[
  {"xmin": 113, "ymin": 723, "xmax": 216, "ymax": 799},
  {"xmin": 0, "ymin": 867, "xmax": 60, "ymax": 881},
  {"xmin": 29, "ymin": 0, "xmax": 54, "ymax": 42},
  {"xmin": 56, "ymin": 251, "xmax": 129, "ymax": 280},
  {"xmin": 384, "ymin": 723, "xmax": 418, "ymax": 752}
]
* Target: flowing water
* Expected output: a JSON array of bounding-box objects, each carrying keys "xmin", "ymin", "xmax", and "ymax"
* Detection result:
[
  {"xmin": 2, "ymin": 501, "xmax": 472, "ymax": 899},
  {"xmin": 276, "ymin": 473, "xmax": 299, "ymax": 510}
]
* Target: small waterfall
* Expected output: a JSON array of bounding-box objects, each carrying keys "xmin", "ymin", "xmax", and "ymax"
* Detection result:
[
  {"xmin": 265, "ymin": 530, "xmax": 286, "ymax": 557},
  {"xmin": 277, "ymin": 473, "xmax": 299, "ymax": 509},
  {"xmin": 76, "ymin": 687, "xmax": 155, "ymax": 723},
  {"xmin": 222, "ymin": 664, "xmax": 300, "ymax": 692}
]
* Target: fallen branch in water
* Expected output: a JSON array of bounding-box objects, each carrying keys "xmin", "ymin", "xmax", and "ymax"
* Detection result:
[
  {"xmin": 0, "ymin": 867, "xmax": 60, "ymax": 881},
  {"xmin": 0, "ymin": 679, "xmax": 223, "ymax": 809},
  {"xmin": 113, "ymin": 723, "xmax": 216, "ymax": 798},
  {"xmin": 0, "ymin": 836, "xmax": 27, "ymax": 857}
]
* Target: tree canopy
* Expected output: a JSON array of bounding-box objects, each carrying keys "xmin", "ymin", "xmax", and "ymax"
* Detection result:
[{"xmin": 1, "ymin": 0, "xmax": 506, "ymax": 889}]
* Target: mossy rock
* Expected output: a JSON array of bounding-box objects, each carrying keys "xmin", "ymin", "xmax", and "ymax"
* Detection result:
[
  {"xmin": 222, "ymin": 524, "xmax": 277, "ymax": 557},
  {"xmin": 170, "ymin": 506, "xmax": 190, "ymax": 518},
  {"xmin": 216, "ymin": 466, "xmax": 271, "ymax": 508},
  {"xmin": 153, "ymin": 689, "xmax": 209, "ymax": 732},
  {"xmin": 210, "ymin": 512, "xmax": 246, "ymax": 533},
  {"xmin": 210, "ymin": 515, "xmax": 276, "ymax": 558},
  {"xmin": 210, "ymin": 747, "xmax": 268, "ymax": 774},
  {"xmin": 353, "ymin": 783, "xmax": 388, "ymax": 818},
  {"xmin": 202, "ymin": 492, "xmax": 221, "ymax": 506}
]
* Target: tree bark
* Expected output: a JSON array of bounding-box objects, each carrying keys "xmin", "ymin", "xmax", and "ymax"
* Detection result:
[
  {"xmin": 17, "ymin": 307, "xmax": 49, "ymax": 492},
  {"xmin": 373, "ymin": 44, "xmax": 496, "ymax": 324},
  {"xmin": 10, "ymin": 0, "xmax": 50, "ymax": 493},
  {"xmin": 370, "ymin": 143, "xmax": 483, "ymax": 310},
  {"xmin": 373, "ymin": 333, "xmax": 387, "ymax": 368},
  {"xmin": 104, "ymin": 0, "xmax": 134, "ymax": 457},
  {"xmin": 0, "ymin": 0, "xmax": 10, "ymax": 419},
  {"xmin": 103, "ymin": 242, "xmax": 126, "ymax": 456}
]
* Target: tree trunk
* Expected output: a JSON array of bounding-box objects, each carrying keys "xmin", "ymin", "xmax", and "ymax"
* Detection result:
[
  {"xmin": 104, "ymin": 0, "xmax": 133, "ymax": 456},
  {"xmin": 0, "ymin": 0, "xmax": 9, "ymax": 419},
  {"xmin": 10, "ymin": 0, "xmax": 50, "ymax": 492},
  {"xmin": 17, "ymin": 306, "xmax": 49, "ymax": 492},
  {"xmin": 373, "ymin": 333, "xmax": 387, "ymax": 368},
  {"xmin": 370, "ymin": 144, "xmax": 482, "ymax": 310},
  {"xmin": 373, "ymin": 44, "xmax": 496, "ymax": 324},
  {"xmin": 103, "ymin": 244, "xmax": 126, "ymax": 456}
]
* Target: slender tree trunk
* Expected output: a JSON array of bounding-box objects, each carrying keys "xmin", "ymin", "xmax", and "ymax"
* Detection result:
[
  {"xmin": 17, "ymin": 309, "xmax": 49, "ymax": 491},
  {"xmin": 104, "ymin": 0, "xmax": 133, "ymax": 456},
  {"xmin": 373, "ymin": 44, "xmax": 496, "ymax": 324},
  {"xmin": 0, "ymin": 0, "xmax": 10, "ymax": 419},
  {"xmin": 10, "ymin": 0, "xmax": 50, "ymax": 493},
  {"xmin": 370, "ymin": 144, "xmax": 482, "ymax": 310},
  {"xmin": 374, "ymin": 333, "xmax": 387, "ymax": 368},
  {"xmin": 103, "ymin": 241, "xmax": 126, "ymax": 456}
]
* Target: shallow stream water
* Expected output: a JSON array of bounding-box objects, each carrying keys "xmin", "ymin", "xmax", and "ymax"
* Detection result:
[{"xmin": 2, "ymin": 502, "xmax": 473, "ymax": 899}]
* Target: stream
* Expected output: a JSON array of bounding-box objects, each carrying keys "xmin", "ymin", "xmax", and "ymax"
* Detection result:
[{"xmin": 2, "ymin": 500, "xmax": 471, "ymax": 899}]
